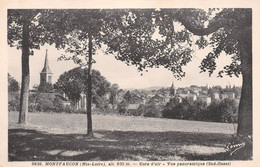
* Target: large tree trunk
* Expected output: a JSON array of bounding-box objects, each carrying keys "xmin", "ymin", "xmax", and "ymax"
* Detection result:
[
  {"xmin": 179, "ymin": 15, "xmax": 253, "ymax": 137},
  {"xmin": 18, "ymin": 18, "xmax": 30, "ymax": 124},
  {"xmin": 237, "ymin": 28, "xmax": 252, "ymax": 137},
  {"xmin": 87, "ymin": 33, "xmax": 93, "ymax": 136}
]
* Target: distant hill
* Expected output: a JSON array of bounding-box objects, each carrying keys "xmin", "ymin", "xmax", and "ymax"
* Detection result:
[{"xmin": 124, "ymin": 86, "xmax": 165, "ymax": 91}]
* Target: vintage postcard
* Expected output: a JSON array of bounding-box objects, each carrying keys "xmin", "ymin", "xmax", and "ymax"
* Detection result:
[{"xmin": 1, "ymin": 0, "xmax": 260, "ymax": 167}]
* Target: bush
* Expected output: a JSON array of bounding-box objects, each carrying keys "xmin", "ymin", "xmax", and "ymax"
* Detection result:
[
  {"xmin": 139, "ymin": 102, "xmax": 162, "ymax": 118},
  {"xmin": 117, "ymin": 100, "xmax": 128, "ymax": 115},
  {"xmin": 161, "ymin": 97, "xmax": 237, "ymax": 123},
  {"xmin": 36, "ymin": 95, "xmax": 55, "ymax": 112},
  {"xmin": 53, "ymin": 97, "xmax": 65, "ymax": 113},
  {"xmin": 162, "ymin": 98, "xmax": 179, "ymax": 118},
  {"xmin": 128, "ymin": 105, "xmax": 143, "ymax": 116},
  {"xmin": 8, "ymin": 100, "xmax": 20, "ymax": 111},
  {"xmin": 207, "ymin": 99, "xmax": 238, "ymax": 123},
  {"xmin": 8, "ymin": 92, "xmax": 20, "ymax": 112},
  {"xmin": 63, "ymin": 105, "xmax": 78, "ymax": 113}
]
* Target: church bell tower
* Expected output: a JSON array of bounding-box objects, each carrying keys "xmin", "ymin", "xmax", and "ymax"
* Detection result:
[{"xmin": 40, "ymin": 49, "xmax": 53, "ymax": 85}]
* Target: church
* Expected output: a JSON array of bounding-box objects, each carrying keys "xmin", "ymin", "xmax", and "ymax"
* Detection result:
[
  {"xmin": 40, "ymin": 49, "xmax": 53, "ymax": 85},
  {"xmin": 37, "ymin": 49, "xmax": 87, "ymax": 110}
]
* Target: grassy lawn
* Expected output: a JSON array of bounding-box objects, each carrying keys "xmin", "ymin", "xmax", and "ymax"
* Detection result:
[{"xmin": 8, "ymin": 111, "xmax": 250, "ymax": 161}]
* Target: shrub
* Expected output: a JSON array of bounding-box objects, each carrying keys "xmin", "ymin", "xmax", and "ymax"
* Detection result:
[
  {"xmin": 53, "ymin": 97, "xmax": 64, "ymax": 113},
  {"xmin": 117, "ymin": 100, "xmax": 128, "ymax": 115},
  {"xmin": 141, "ymin": 102, "xmax": 162, "ymax": 118},
  {"xmin": 162, "ymin": 98, "xmax": 180, "ymax": 118},
  {"xmin": 161, "ymin": 97, "xmax": 238, "ymax": 123},
  {"xmin": 128, "ymin": 105, "xmax": 143, "ymax": 116},
  {"xmin": 198, "ymin": 99, "xmax": 238, "ymax": 123},
  {"xmin": 63, "ymin": 105, "xmax": 77, "ymax": 113},
  {"xmin": 36, "ymin": 95, "xmax": 55, "ymax": 112},
  {"xmin": 8, "ymin": 100, "xmax": 20, "ymax": 111},
  {"xmin": 8, "ymin": 92, "xmax": 20, "ymax": 112}
]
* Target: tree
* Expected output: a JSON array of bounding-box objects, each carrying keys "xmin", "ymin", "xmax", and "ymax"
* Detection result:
[
  {"xmin": 54, "ymin": 67, "xmax": 111, "ymax": 108},
  {"xmin": 8, "ymin": 10, "xmax": 37, "ymax": 123},
  {"xmin": 178, "ymin": 9, "xmax": 251, "ymax": 136},
  {"xmin": 38, "ymin": 82, "xmax": 53, "ymax": 93},
  {"xmin": 8, "ymin": 73, "xmax": 20, "ymax": 111},
  {"xmin": 9, "ymin": 9, "xmax": 252, "ymax": 138},
  {"xmin": 54, "ymin": 67, "xmax": 85, "ymax": 105},
  {"xmin": 103, "ymin": 9, "xmax": 251, "ymax": 137},
  {"xmin": 162, "ymin": 97, "xmax": 180, "ymax": 118},
  {"xmin": 123, "ymin": 90, "xmax": 134, "ymax": 103},
  {"xmin": 8, "ymin": 9, "xmax": 69, "ymax": 123},
  {"xmin": 8, "ymin": 73, "xmax": 20, "ymax": 92},
  {"xmin": 109, "ymin": 84, "xmax": 120, "ymax": 110}
]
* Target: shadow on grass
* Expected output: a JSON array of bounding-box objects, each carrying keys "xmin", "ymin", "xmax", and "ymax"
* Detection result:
[{"xmin": 9, "ymin": 129, "xmax": 251, "ymax": 161}]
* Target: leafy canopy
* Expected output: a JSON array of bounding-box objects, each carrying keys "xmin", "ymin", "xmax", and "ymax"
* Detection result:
[{"xmin": 54, "ymin": 67, "xmax": 111, "ymax": 104}]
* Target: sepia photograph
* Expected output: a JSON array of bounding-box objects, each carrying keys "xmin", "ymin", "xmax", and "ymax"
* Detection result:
[{"xmin": 1, "ymin": 1, "xmax": 260, "ymax": 166}]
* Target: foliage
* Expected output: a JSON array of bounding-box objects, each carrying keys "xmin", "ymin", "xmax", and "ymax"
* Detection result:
[
  {"xmin": 36, "ymin": 94, "xmax": 55, "ymax": 112},
  {"xmin": 8, "ymin": 74, "xmax": 20, "ymax": 112},
  {"xmin": 162, "ymin": 97, "xmax": 181, "ymax": 118},
  {"xmin": 123, "ymin": 91, "xmax": 132, "ymax": 102},
  {"xmin": 109, "ymin": 84, "xmax": 120, "ymax": 108},
  {"xmin": 28, "ymin": 93, "xmax": 77, "ymax": 113},
  {"xmin": 8, "ymin": 99, "xmax": 20, "ymax": 112},
  {"xmin": 117, "ymin": 100, "xmax": 129, "ymax": 115},
  {"xmin": 54, "ymin": 67, "xmax": 111, "ymax": 105},
  {"xmin": 140, "ymin": 102, "xmax": 163, "ymax": 118},
  {"xmin": 8, "ymin": 73, "xmax": 20, "ymax": 92},
  {"xmin": 8, "ymin": 9, "xmax": 251, "ymax": 135},
  {"xmin": 8, "ymin": 9, "xmax": 72, "ymax": 123},
  {"xmin": 38, "ymin": 82, "xmax": 53, "ymax": 93},
  {"xmin": 162, "ymin": 97, "xmax": 237, "ymax": 123},
  {"xmin": 197, "ymin": 9, "xmax": 251, "ymax": 77}
]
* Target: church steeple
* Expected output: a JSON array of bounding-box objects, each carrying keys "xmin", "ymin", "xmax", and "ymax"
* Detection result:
[
  {"xmin": 41, "ymin": 49, "xmax": 52, "ymax": 74},
  {"xmin": 170, "ymin": 81, "xmax": 176, "ymax": 96},
  {"xmin": 40, "ymin": 49, "xmax": 53, "ymax": 85}
]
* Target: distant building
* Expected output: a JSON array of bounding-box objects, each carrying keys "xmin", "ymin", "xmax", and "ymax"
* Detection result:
[
  {"xmin": 127, "ymin": 104, "xmax": 140, "ymax": 110},
  {"xmin": 187, "ymin": 94, "xmax": 197, "ymax": 101},
  {"xmin": 227, "ymin": 92, "xmax": 235, "ymax": 99},
  {"xmin": 220, "ymin": 93, "xmax": 229, "ymax": 100},
  {"xmin": 130, "ymin": 93, "xmax": 145, "ymax": 104},
  {"xmin": 176, "ymin": 93, "xmax": 197, "ymax": 103},
  {"xmin": 149, "ymin": 94, "xmax": 165, "ymax": 104},
  {"xmin": 30, "ymin": 92, "xmax": 71, "ymax": 107},
  {"xmin": 76, "ymin": 93, "xmax": 87, "ymax": 110},
  {"xmin": 197, "ymin": 95, "xmax": 211, "ymax": 106},
  {"xmin": 40, "ymin": 49, "xmax": 53, "ymax": 85},
  {"xmin": 211, "ymin": 92, "xmax": 220, "ymax": 101}
]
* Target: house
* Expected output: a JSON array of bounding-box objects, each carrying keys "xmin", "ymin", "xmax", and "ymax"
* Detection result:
[
  {"xmin": 149, "ymin": 94, "xmax": 165, "ymax": 104},
  {"xmin": 187, "ymin": 94, "xmax": 197, "ymax": 101},
  {"xmin": 211, "ymin": 92, "xmax": 220, "ymax": 102},
  {"xmin": 220, "ymin": 93, "xmax": 229, "ymax": 100},
  {"xmin": 176, "ymin": 93, "xmax": 197, "ymax": 102},
  {"xmin": 197, "ymin": 95, "xmax": 211, "ymax": 106},
  {"xmin": 127, "ymin": 104, "xmax": 140, "ymax": 110},
  {"xmin": 76, "ymin": 93, "xmax": 86, "ymax": 110},
  {"xmin": 31, "ymin": 92, "xmax": 71, "ymax": 107},
  {"xmin": 130, "ymin": 93, "xmax": 145, "ymax": 104},
  {"xmin": 227, "ymin": 92, "xmax": 235, "ymax": 99}
]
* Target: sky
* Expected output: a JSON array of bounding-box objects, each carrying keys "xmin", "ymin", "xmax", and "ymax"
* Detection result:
[{"xmin": 8, "ymin": 43, "xmax": 242, "ymax": 90}]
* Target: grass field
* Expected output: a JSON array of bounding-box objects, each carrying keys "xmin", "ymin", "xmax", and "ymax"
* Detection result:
[{"xmin": 9, "ymin": 111, "xmax": 249, "ymax": 161}]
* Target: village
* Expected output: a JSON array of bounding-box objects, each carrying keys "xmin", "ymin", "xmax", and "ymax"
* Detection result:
[{"xmin": 9, "ymin": 49, "xmax": 241, "ymax": 117}]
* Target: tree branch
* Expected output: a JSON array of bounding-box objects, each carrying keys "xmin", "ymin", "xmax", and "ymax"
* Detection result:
[{"xmin": 177, "ymin": 16, "xmax": 234, "ymax": 36}]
